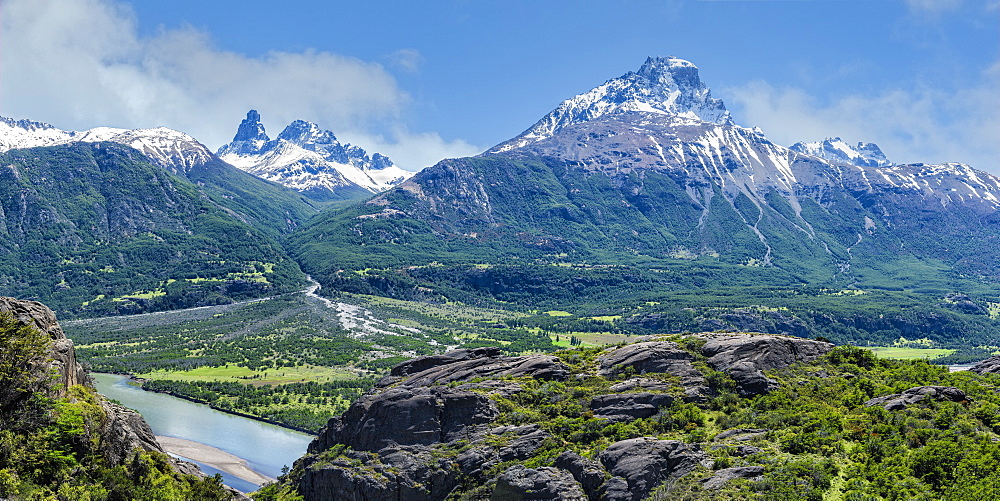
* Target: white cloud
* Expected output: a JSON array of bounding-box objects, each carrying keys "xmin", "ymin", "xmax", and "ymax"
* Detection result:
[
  {"xmin": 345, "ymin": 127, "xmax": 483, "ymax": 171},
  {"xmin": 0, "ymin": 0, "xmax": 475, "ymax": 170},
  {"xmin": 722, "ymin": 70, "xmax": 1000, "ymax": 174}
]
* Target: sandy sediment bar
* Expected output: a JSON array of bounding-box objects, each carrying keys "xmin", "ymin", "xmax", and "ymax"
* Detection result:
[{"xmin": 156, "ymin": 436, "xmax": 275, "ymax": 487}]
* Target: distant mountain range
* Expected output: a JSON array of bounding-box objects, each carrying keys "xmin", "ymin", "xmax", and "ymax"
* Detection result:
[
  {"xmin": 217, "ymin": 110, "xmax": 413, "ymax": 201},
  {"xmin": 1, "ymin": 55, "xmax": 999, "ymax": 346}
]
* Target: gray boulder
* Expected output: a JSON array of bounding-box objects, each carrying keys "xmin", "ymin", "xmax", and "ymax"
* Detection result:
[
  {"xmin": 598, "ymin": 476, "xmax": 631, "ymax": 501},
  {"xmin": 98, "ymin": 400, "xmax": 164, "ymax": 465},
  {"xmin": 699, "ymin": 333, "xmax": 833, "ymax": 396},
  {"xmin": 491, "ymin": 465, "xmax": 587, "ymax": 501},
  {"xmin": 553, "ymin": 451, "xmax": 608, "ymax": 500},
  {"xmin": 589, "ymin": 392, "xmax": 674, "ymax": 422},
  {"xmin": 310, "ymin": 386, "xmax": 498, "ymax": 453},
  {"xmin": 702, "ymin": 466, "xmax": 764, "ymax": 490},
  {"xmin": 598, "ymin": 438, "xmax": 708, "ymax": 501},
  {"xmin": 726, "ymin": 361, "xmax": 778, "ymax": 397},
  {"xmin": 970, "ymin": 355, "xmax": 1000, "ymax": 374},
  {"xmin": 700, "ymin": 333, "xmax": 833, "ymax": 372},
  {"xmin": 597, "ymin": 341, "xmax": 709, "ymax": 399},
  {"xmin": 492, "ymin": 424, "xmax": 552, "ymax": 461},
  {"xmin": 864, "ymin": 386, "xmax": 969, "ymax": 411},
  {"xmin": 382, "ymin": 347, "xmax": 569, "ymax": 387},
  {"xmin": 298, "ymin": 446, "xmax": 457, "ymax": 501}
]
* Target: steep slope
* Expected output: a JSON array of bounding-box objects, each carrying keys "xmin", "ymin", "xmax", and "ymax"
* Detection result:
[
  {"xmin": 217, "ymin": 110, "xmax": 413, "ymax": 201},
  {"xmin": 0, "ymin": 296, "xmax": 235, "ymax": 499},
  {"xmin": 0, "ymin": 115, "xmax": 321, "ymax": 237},
  {"xmin": 0, "ymin": 142, "xmax": 306, "ymax": 318},
  {"xmin": 287, "ymin": 56, "xmax": 1000, "ymax": 345}
]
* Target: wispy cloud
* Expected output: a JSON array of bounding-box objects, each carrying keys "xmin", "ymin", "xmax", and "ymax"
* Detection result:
[
  {"xmin": 386, "ymin": 49, "xmax": 425, "ymax": 74},
  {"xmin": 905, "ymin": 0, "xmax": 964, "ymax": 17},
  {"xmin": 0, "ymin": 0, "xmax": 478, "ymax": 170},
  {"xmin": 722, "ymin": 66, "xmax": 1000, "ymax": 172}
]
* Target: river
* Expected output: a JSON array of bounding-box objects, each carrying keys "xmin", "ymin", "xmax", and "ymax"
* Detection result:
[{"xmin": 92, "ymin": 373, "xmax": 313, "ymax": 493}]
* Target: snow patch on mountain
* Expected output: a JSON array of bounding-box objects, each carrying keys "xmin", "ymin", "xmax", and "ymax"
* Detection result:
[
  {"xmin": 0, "ymin": 116, "xmax": 212, "ymax": 173},
  {"xmin": 217, "ymin": 111, "xmax": 412, "ymax": 199},
  {"xmin": 789, "ymin": 138, "xmax": 891, "ymax": 168},
  {"xmin": 488, "ymin": 56, "xmax": 732, "ymax": 154}
]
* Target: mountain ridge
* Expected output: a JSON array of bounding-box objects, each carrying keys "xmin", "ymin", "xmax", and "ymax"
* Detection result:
[
  {"xmin": 290, "ymin": 55, "xmax": 1000, "ymax": 348},
  {"xmin": 217, "ymin": 110, "xmax": 413, "ymax": 201}
]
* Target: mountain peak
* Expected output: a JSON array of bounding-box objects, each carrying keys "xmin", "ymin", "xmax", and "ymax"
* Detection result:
[
  {"xmin": 789, "ymin": 137, "xmax": 892, "ymax": 168},
  {"xmin": 232, "ymin": 109, "xmax": 270, "ymax": 143},
  {"xmin": 277, "ymin": 120, "xmax": 337, "ymax": 145},
  {"xmin": 216, "ymin": 112, "xmax": 412, "ymax": 199},
  {"xmin": 487, "ymin": 55, "xmax": 732, "ymax": 154}
]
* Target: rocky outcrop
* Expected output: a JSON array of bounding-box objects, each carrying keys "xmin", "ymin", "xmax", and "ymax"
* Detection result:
[
  {"xmin": 598, "ymin": 438, "xmax": 709, "ymax": 501},
  {"xmin": 864, "ymin": 386, "xmax": 969, "ymax": 411},
  {"xmin": 597, "ymin": 341, "xmax": 709, "ymax": 400},
  {"xmin": 0, "ymin": 297, "xmax": 87, "ymax": 391},
  {"xmin": 381, "ymin": 346, "xmax": 569, "ymax": 387},
  {"xmin": 554, "ymin": 451, "xmax": 608, "ymax": 500},
  {"xmin": 970, "ymin": 355, "xmax": 1000, "ymax": 374},
  {"xmin": 590, "ymin": 393, "xmax": 674, "ymax": 422},
  {"xmin": 98, "ymin": 400, "xmax": 165, "ymax": 465},
  {"xmin": 491, "ymin": 465, "xmax": 588, "ymax": 500},
  {"xmin": 699, "ymin": 333, "xmax": 833, "ymax": 371},
  {"xmin": 702, "ymin": 466, "xmax": 764, "ymax": 490},
  {"xmin": 297, "ymin": 446, "xmax": 460, "ymax": 500},
  {"xmin": 295, "ymin": 334, "xmax": 833, "ymax": 500},
  {"xmin": 310, "ymin": 386, "xmax": 498, "ymax": 453},
  {"xmin": 699, "ymin": 333, "xmax": 833, "ymax": 396},
  {"xmin": 300, "ymin": 348, "xmax": 572, "ymax": 500}
]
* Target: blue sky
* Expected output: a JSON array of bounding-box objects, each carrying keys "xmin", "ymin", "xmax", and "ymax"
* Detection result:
[{"xmin": 1, "ymin": 0, "xmax": 997, "ymax": 172}]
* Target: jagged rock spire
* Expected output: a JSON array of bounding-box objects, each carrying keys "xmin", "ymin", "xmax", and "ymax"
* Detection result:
[{"xmin": 232, "ymin": 110, "xmax": 269, "ymax": 143}]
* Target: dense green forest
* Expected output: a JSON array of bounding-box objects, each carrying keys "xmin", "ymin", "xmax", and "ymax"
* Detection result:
[
  {"xmin": 0, "ymin": 143, "xmax": 309, "ymax": 318},
  {"xmin": 142, "ymin": 379, "xmax": 374, "ymax": 432},
  {"xmin": 286, "ymin": 154, "xmax": 1000, "ymax": 349}
]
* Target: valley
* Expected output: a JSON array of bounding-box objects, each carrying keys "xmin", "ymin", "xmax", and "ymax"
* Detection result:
[{"xmin": 2, "ymin": 51, "xmax": 1000, "ymax": 500}]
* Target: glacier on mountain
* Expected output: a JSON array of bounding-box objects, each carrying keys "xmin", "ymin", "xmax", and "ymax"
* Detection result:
[{"xmin": 217, "ymin": 111, "xmax": 412, "ymax": 200}]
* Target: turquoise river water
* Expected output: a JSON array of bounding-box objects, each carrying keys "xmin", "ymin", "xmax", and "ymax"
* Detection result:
[{"xmin": 92, "ymin": 373, "xmax": 313, "ymax": 493}]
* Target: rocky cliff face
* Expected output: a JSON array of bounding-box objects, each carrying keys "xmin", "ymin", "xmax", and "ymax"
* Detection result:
[
  {"xmin": 287, "ymin": 334, "xmax": 832, "ymax": 500},
  {"xmin": 0, "ymin": 297, "xmax": 175, "ymax": 466},
  {"xmin": 0, "ymin": 296, "xmax": 87, "ymax": 392}
]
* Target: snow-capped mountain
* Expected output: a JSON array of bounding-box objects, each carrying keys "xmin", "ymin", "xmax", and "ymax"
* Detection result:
[
  {"xmin": 326, "ymin": 55, "xmax": 1000, "ymax": 285},
  {"xmin": 217, "ymin": 111, "xmax": 412, "ymax": 201},
  {"xmin": 482, "ymin": 56, "xmax": 997, "ymax": 213},
  {"xmin": 488, "ymin": 56, "xmax": 732, "ymax": 154},
  {"xmin": 0, "ymin": 116, "xmax": 212, "ymax": 174},
  {"xmin": 789, "ymin": 138, "xmax": 892, "ymax": 168}
]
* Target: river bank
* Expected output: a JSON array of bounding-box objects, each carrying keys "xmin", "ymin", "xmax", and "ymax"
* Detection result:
[
  {"xmin": 120, "ymin": 373, "xmax": 319, "ymax": 435},
  {"xmin": 157, "ymin": 436, "xmax": 275, "ymax": 486},
  {"xmin": 92, "ymin": 373, "xmax": 313, "ymax": 492}
]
